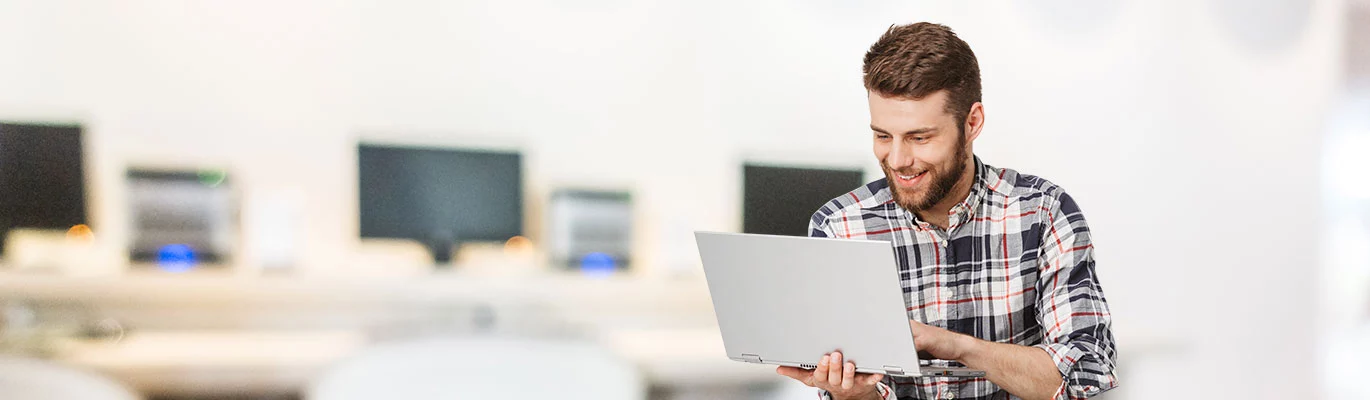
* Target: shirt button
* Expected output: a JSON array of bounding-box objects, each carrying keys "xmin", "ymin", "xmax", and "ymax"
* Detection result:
[{"xmin": 942, "ymin": 391, "xmax": 956, "ymax": 399}]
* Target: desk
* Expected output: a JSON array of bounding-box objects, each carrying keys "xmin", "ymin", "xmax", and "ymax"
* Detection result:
[
  {"xmin": 38, "ymin": 328, "xmax": 779, "ymax": 397},
  {"xmin": 0, "ymin": 271, "xmax": 782, "ymax": 397}
]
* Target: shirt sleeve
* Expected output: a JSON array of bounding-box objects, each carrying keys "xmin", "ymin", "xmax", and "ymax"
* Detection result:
[
  {"xmin": 809, "ymin": 209, "xmax": 835, "ymax": 238},
  {"xmin": 1034, "ymin": 191, "xmax": 1119, "ymax": 399},
  {"xmin": 817, "ymin": 382, "xmax": 895, "ymax": 400}
]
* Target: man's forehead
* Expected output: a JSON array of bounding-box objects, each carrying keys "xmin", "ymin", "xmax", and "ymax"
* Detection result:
[{"xmin": 869, "ymin": 91, "xmax": 953, "ymax": 128}]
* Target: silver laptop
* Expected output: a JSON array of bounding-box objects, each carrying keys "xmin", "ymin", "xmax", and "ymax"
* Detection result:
[{"xmin": 694, "ymin": 231, "xmax": 985, "ymax": 378}]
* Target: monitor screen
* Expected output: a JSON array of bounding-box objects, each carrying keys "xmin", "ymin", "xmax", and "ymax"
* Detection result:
[
  {"xmin": 0, "ymin": 122, "xmax": 87, "ymax": 252},
  {"xmin": 743, "ymin": 164, "xmax": 865, "ymax": 237},
  {"xmin": 358, "ymin": 143, "xmax": 523, "ymax": 261}
]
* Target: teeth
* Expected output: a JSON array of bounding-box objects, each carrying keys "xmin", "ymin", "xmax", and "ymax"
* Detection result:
[{"xmin": 899, "ymin": 172, "xmax": 922, "ymax": 180}]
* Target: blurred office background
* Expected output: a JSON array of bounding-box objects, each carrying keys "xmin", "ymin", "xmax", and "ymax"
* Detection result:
[{"xmin": 0, "ymin": 0, "xmax": 1366, "ymax": 399}]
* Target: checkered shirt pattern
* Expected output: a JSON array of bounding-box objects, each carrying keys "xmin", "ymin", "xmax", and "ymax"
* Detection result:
[{"xmin": 810, "ymin": 157, "xmax": 1117, "ymax": 400}]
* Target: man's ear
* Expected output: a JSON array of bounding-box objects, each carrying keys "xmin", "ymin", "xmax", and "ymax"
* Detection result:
[{"xmin": 964, "ymin": 102, "xmax": 985, "ymax": 143}]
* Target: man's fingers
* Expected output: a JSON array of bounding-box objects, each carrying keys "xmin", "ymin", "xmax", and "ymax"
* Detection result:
[
  {"xmin": 813, "ymin": 354, "xmax": 830, "ymax": 385},
  {"xmin": 841, "ymin": 361, "xmax": 856, "ymax": 390},
  {"xmin": 776, "ymin": 366, "xmax": 813, "ymax": 386},
  {"xmin": 866, "ymin": 373, "xmax": 885, "ymax": 385},
  {"xmin": 827, "ymin": 352, "xmax": 844, "ymax": 386}
]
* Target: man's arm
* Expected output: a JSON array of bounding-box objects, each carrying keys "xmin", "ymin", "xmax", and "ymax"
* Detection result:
[
  {"xmin": 910, "ymin": 321, "xmax": 1062, "ymax": 400},
  {"xmin": 961, "ymin": 335, "xmax": 1064, "ymax": 399},
  {"xmin": 1028, "ymin": 190, "xmax": 1118, "ymax": 399}
]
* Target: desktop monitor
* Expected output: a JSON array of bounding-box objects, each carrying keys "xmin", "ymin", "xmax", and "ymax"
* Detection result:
[
  {"xmin": 0, "ymin": 122, "xmax": 87, "ymax": 255},
  {"xmin": 358, "ymin": 143, "xmax": 523, "ymax": 265},
  {"xmin": 743, "ymin": 164, "xmax": 865, "ymax": 237}
]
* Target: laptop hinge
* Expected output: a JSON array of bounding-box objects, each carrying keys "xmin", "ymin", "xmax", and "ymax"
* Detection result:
[
  {"xmin": 882, "ymin": 365, "xmax": 905, "ymax": 375},
  {"xmin": 740, "ymin": 353, "xmax": 763, "ymax": 363}
]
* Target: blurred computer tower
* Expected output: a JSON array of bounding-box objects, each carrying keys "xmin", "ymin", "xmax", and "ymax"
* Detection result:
[
  {"xmin": 126, "ymin": 168, "xmax": 237, "ymax": 265},
  {"xmin": 547, "ymin": 189, "xmax": 632, "ymax": 271}
]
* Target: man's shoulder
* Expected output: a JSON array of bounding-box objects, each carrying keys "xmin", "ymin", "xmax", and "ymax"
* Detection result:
[
  {"xmin": 808, "ymin": 178, "xmax": 892, "ymax": 231},
  {"xmin": 985, "ymin": 163, "xmax": 1086, "ymax": 223},
  {"xmin": 985, "ymin": 163, "xmax": 1072, "ymax": 207}
]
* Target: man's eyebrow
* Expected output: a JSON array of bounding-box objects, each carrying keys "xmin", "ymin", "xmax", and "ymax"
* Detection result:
[{"xmin": 870, "ymin": 125, "xmax": 937, "ymax": 135}]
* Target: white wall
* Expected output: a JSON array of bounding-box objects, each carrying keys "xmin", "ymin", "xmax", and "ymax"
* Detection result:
[{"xmin": 0, "ymin": 0, "xmax": 1344, "ymax": 398}]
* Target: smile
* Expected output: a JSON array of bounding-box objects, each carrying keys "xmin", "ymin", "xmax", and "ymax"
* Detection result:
[{"xmin": 895, "ymin": 171, "xmax": 925, "ymax": 186}]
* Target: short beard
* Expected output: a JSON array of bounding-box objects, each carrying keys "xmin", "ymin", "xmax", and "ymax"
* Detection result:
[{"xmin": 886, "ymin": 130, "xmax": 969, "ymax": 213}]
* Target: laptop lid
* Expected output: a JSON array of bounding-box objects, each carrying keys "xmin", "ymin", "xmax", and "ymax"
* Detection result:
[{"xmin": 694, "ymin": 231, "xmax": 923, "ymax": 376}]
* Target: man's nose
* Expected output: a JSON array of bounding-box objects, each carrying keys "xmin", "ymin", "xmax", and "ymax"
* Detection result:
[{"xmin": 886, "ymin": 141, "xmax": 916, "ymax": 170}]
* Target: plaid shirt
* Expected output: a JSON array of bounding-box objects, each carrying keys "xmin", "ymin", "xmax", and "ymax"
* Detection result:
[{"xmin": 810, "ymin": 157, "xmax": 1117, "ymax": 400}]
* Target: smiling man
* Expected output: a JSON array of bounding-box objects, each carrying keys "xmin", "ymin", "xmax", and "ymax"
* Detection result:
[{"xmin": 773, "ymin": 23, "xmax": 1118, "ymax": 400}]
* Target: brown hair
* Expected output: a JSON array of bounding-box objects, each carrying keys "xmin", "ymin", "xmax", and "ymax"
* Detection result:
[{"xmin": 863, "ymin": 22, "xmax": 982, "ymax": 129}]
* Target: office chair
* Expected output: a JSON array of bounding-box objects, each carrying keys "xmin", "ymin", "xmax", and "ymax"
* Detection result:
[
  {"xmin": 0, "ymin": 356, "xmax": 140, "ymax": 400},
  {"xmin": 307, "ymin": 337, "xmax": 644, "ymax": 400}
]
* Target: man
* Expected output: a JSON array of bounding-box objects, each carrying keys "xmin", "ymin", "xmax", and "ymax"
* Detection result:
[{"xmin": 774, "ymin": 23, "xmax": 1117, "ymax": 400}]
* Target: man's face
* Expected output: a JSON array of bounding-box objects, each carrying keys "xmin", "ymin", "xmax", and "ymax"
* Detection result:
[{"xmin": 869, "ymin": 90, "xmax": 970, "ymax": 213}]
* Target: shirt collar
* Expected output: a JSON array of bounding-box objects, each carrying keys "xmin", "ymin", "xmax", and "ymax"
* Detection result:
[
  {"xmin": 947, "ymin": 156, "xmax": 993, "ymax": 229},
  {"xmin": 900, "ymin": 155, "xmax": 993, "ymax": 230}
]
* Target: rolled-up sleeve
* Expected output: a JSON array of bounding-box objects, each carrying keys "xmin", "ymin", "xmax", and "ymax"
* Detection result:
[{"xmin": 1034, "ymin": 191, "xmax": 1118, "ymax": 399}]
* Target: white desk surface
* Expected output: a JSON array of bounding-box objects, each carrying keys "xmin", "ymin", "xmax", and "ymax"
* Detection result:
[
  {"xmin": 1, "ymin": 270, "xmax": 784, "ymax": 396},
  {"xmin": 40, "ymin": 327, "xmax": 779, "ymax": 396}
]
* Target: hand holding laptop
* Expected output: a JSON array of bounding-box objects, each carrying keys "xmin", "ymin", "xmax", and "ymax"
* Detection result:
[
  {"xmin": 775, "ymin": 351, "xmax": 885, "ymax": 400},
  {"xmin": 771, "ymin": 321, "xmax": 977, "ymax": 400}
]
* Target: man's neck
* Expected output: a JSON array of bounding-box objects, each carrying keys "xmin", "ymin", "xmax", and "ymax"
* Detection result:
[{"xmin": 914, "ymin": 158, "xmax": 977, "ymax": 231}]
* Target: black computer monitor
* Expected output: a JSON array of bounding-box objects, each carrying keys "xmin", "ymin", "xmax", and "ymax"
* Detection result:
[
  {"xmin": 0, "ymin": 122, "xmax": 88, "ymax": 254},
  {"xmin": 358, "ymin": 143, "xmax": 523, "ymax": 265},
  {"xmin": 743, "ymin": 164, "xmax": 865, "ymax": 236}
]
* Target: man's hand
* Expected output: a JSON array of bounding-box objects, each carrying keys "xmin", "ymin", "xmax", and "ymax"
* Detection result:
[
  {"xmin": 909, "ymin": 320, "xmax": 979, "ymax": 361},
  {"xmin": 776, "ymin": 351, "xmax": 885, "ymax": 400}
]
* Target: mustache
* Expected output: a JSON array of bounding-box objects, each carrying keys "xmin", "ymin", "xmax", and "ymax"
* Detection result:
[{"xmin": 882, "ymin": 164, "xmax": 929, "ymax": 176}]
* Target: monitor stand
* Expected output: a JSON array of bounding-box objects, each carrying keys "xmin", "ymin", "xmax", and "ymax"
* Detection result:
[{"xmin": 424, "ymin": 229, "xmax": 456, "ymax": 268}]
